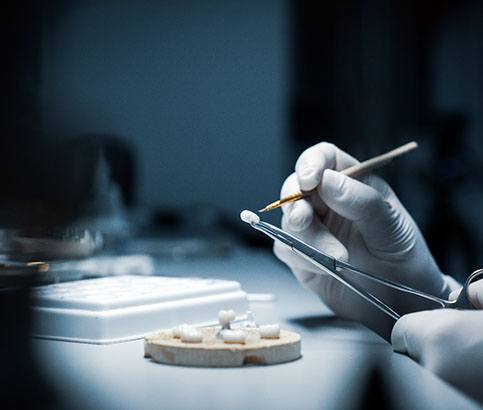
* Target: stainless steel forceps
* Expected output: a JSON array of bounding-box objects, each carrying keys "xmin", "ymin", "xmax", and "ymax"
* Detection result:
[{"xmin": 250, "ymin": 218, "xmax": 482, "ymax": 320}]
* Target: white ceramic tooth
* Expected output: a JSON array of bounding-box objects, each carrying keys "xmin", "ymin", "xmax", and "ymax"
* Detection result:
[
  {"xmin": 180, "ymin": 328, "xmax": 203, "ymax": 343},
  {"xmin": 259, "ymin": 324, "xmax": 280, "ymax": 339},
  {"xmin": 172, "ymin": 324, "xmax": 191, "ymax": 338},
  {"xmin": 222, "ymin": 329, "xmax": 247, "ymax": 344},
  {"xmin": 227, "ymin": 309, "xmax": 236, "ymax": 321},
  {"xmin": 218, "ymin": 309, "xmax": 236, "ymax": 326},
  {"xmin": 240, "ymin": 210, "xmax": 260, "ymax": 224}
]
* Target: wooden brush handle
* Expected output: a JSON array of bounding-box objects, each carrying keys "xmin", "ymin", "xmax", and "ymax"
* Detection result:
[
  {"xmin": 261, "ymin": 141, "xmax": 418, "ymax": 212},
  {"xmin": 340, "ymin": 141, "xmax": 418, "ymax": 178}
]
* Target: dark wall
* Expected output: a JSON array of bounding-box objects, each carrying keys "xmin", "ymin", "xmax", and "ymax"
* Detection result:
[{"xmin": 40, "ymin": 0, "xmax": 289, "ymax": 222}]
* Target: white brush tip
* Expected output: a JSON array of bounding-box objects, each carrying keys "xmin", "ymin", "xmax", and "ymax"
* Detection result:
[{"xmin": 240, "ymin": 210, "xmax": 260, "ymax": 225}]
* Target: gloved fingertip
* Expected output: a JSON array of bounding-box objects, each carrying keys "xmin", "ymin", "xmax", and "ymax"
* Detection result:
[
  {"xmin": 467, "ymin": 281, "xmax": 483, "ymax": 309},
  {"xmin": 280, "ymin": 173, "xmax": 300, "ymax": 214},
  {"xmin": 390, "ymin": 317, "xmax": 408, "ymax": 353},
  {"xmin": 321, "ymin": 169, "xmax": 346, "ymax": 198},
  {"xmin": 292, "ymin": 268, "xmax": 317, "ymax": 286},
  {"xmin": 280, "ymin": 201, "xmax": 294, "ymax": 215},
  {"xmin": 272, "ymin": 240, "xmax": 291, "ymax": 264},
  {"xmin": 287, "ymin": 202, "xmax": 313, "ymax": 232},
  {"xmin": 448, "ymin": 288, "xmax": 462, "ymax": 302},
  {"xmin": 324, "ymin": 241, "xmax": 349, "ymax": 262},
  {"xmin": 296, "ymin": 166, "xmax": 322, "ymax": 191}
]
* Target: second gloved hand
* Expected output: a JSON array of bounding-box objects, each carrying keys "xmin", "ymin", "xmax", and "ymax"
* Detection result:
[
  {"xmin": 391, "ymin": 279, "xmax": 483, "ymax": 403},
  {"xmin": 273, "ymin": 142, "xmax": 456, "ymax": 338}
]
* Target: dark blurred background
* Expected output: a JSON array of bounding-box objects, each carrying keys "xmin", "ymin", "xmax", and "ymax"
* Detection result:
[
  {"xmin": 2, "ymin": 1, "xmax": 483, "ymax": 407},
  {"xmin": 3, "ymin": 0, "xmax": 483, "ymax": 278}
]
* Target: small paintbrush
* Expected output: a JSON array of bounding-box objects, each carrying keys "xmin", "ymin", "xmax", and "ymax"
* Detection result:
[{"xmin": 259, "ymin": 141, "xmax": 418, "ymax": 212}]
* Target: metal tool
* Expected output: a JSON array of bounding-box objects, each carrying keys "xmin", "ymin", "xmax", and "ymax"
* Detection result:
[{"xmin": 249, "ymin": 218, "xmax": 481, "ymax": 320}]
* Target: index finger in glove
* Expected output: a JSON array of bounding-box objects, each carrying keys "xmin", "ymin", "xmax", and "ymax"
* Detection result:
[
  {"xmin": 295, "ymin": 142, "xmax": 358, "ymax": 191},
  {"xmin": 280, "ymin": 173, "xmax": 314, "ymax": 232}
]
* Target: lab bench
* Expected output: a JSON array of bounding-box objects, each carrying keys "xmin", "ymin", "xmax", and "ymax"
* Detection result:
[{"xmin": 33, "ymin": 250, "xmax": 481, "ymax": 410}]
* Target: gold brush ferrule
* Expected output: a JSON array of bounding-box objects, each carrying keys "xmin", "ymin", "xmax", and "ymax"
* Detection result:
[{"xmin": 259, "ymin": 191, "xmax": 305, "ymax": 212}]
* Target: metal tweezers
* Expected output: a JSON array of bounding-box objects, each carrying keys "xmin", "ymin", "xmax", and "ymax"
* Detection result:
[{"xmin": 250, "ymin": 218, "xmax": 482, "ymax": 320}]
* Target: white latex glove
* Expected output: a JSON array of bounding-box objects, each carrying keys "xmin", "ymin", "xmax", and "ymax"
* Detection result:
[
  {"xmin": 273, "ymin": 142, "xmax": 455, "ymax": 339},
  {"xmin": 392, "ymin": 279, "xmax": 483, "ymax": 402}
]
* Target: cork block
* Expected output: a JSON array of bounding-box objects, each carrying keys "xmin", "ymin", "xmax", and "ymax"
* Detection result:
[{"xmin": 144, "ymin": 326, "xmax": 301, "ymax": 367}]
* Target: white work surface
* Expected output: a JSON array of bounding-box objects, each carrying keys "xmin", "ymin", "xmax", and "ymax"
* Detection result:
[{"xmin": 33, "ymin": 249, "xmax": 482, "ymax": 410}]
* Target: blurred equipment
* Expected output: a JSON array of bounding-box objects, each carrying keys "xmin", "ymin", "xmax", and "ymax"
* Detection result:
[
  {"xmin": 0, "ymin": 254, "xmax": 156, "ymax": 286},
  {"xmin": 0, "ymin": 227, "xmax": 103, "ymax": 261},
  {"xmin": 30, "ymin": 275, "xmax": 248, "ymax": 344}
]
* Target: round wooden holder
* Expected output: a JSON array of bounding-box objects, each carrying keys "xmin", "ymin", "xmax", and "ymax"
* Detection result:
[{"xmin": 144, "ymin": 326, "xmax": 301, "ymax": 367}]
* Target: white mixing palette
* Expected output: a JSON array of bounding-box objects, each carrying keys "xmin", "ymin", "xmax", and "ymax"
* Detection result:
[{"xmin": 31, "ymin": 275, "xmax": 248, "ymax": 344}]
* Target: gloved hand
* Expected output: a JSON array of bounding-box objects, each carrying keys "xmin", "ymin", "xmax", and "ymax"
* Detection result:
[
  {"xmin": 391, "ymin": 279, "xmax": 483, "ymax": 403},
  {"xmin": 273, "ymin": 142, "xmax": 457, "ymax": 338}
]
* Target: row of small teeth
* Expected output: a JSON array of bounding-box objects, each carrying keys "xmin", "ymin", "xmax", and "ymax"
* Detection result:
[
  {"xmin": 172, "ymin": 324, "xmax": 280, "ymax": 344},
  {"xmin": 172, "ymin": 316, "xmax": 280, "ymax": 344},
  {"xmin": 172, "ymin": 324, "xmax": 203, "ymax": 343},
  {"xmin": 219, "ymin": 324, "xmax": 281, "ymax": 343}
]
